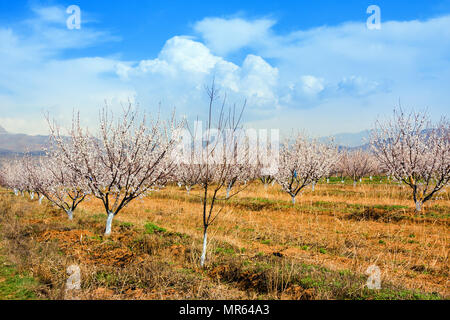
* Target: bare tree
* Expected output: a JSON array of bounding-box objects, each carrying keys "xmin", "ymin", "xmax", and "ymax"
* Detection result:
[
  {"xmin": 370, "ymin": 108, "xmax": 449, "ymax": 212},
  {"xmin": 180, "ymin": 81, "xmax": 249, "ymax": 267}
]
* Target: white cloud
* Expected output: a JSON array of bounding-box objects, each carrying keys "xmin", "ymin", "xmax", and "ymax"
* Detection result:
[
  {"xmin": 0, "ymin": 7, "xmax": 449, "ymax": 137},
  {"xmin": 300, "ymin": 76, "xmax": 325, "ymax": 96},
  {"xmin": 194, "ymin": 17, "xmax": 275, "ymax": 55}
]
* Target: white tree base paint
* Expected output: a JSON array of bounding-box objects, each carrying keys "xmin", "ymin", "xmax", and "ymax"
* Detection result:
[
  {"xmin": 105, "ymin": 212, "xmax": 115, "ymax": 235},
  {"xmin": 200, "ymin": 229, "xmax": 208, "ymax": 267},
  {"xmin": 226, "ymin": 188, "xmax": 231, "ymax": 199},
  {"xmin": 39, "ymin": 195, "xmax": 44, "ymax": 205},
  {"xmin": 66, "ymin": 209, "xmax": 74, "ymax": 221},
  {"xmin": 415, "ymin": 201, "xmax": 423, "ymax": 212}
]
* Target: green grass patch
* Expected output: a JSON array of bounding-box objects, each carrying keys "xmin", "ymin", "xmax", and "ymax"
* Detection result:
[
  {"xmin": 144, "ymin": 222, "xmax": 167, "ymax": 234},
  {"xmin": 0, "ymin": 256, "xmax": 37, "ymax": 300}
]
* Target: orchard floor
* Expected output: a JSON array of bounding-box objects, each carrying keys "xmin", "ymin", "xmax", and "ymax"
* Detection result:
[{"xmin": 0, "ymin": 179, "xmax": 448, "ymax": 300}]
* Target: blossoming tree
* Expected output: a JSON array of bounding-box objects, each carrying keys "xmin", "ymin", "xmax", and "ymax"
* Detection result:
[
  {"xmin": 275, "ymin": 134, "xmax": 338, "ymax": 204},
  {"xmin": 48, "ymin": 104, "xmax": 182, "ymax": 235},
  {"xmin": 370, "ymin": 108, "xmax": 449, "ymax": 212}
]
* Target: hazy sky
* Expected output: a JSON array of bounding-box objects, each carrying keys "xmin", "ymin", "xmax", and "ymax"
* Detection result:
[{"xmin": 0, "ymin": 0, "xmax": 449, "ymax": 136}]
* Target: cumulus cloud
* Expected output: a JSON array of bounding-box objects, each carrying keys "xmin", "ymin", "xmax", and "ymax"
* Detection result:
[
  {"xmin": 116, "ymin": 37, "xmax": 280, "ymax": 120},
  {"xmin": 194, "ymin": 17, "xmax": 275, "ymax": 56},
  {"xmin": 0, "ymin": 6, "xmax": 449, "ymax": 137}
]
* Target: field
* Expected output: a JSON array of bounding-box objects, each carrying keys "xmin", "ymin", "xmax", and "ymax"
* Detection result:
[{"xmin": 0, "ymin": 178, "xmax": 448, "ymax": 300}]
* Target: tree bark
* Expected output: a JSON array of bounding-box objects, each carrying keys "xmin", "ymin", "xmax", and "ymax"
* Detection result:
[{"xmin": 292, "ymin": 196, "xmax": 296, "ymax": 205}]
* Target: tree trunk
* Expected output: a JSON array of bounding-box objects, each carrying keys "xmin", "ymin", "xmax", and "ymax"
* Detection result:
[
  {"xmin": 292, "ymin": 196, "xmax": 296, "ymax": 205},
  {"xmin": 186, "ymin": 186, "xmax": 191, "ymax": 195},
  {"xmin": 30, "ymin": 192, "xmax": 34, "ymax": 200},
  {"xmin": 353, "ymin": 180, "xmax": 357, "ymax": 187},
  {"xmin": 312, "ymin": 183, "xmax": 316, "ymax": 192},
  {"xmin": 39, "ymin": 195, "xmax": 44, "ymax": 205},
  {"xmin": 14, "ymin": 189, "xmax": 18, "ymax": 196},
  {"xmin": 326, "ymin": 178, "xmax": 329, "ymax": 184},
  {"xmin": 105, "ymin": 212, "xmax": 115, "ymax": 236},
  {"xmin": 200, "ymin": 227, "xmax": 208, "ymax": 268},
  {"xmin": 415, "ymin": 201, "xmax": 423, "ymax": 213},
  {"xmin": 264, "ymin": 183, "xmax": 268, "ymax": 190},
  {"xmin": 226, "ymin": 187, "xmax": 231, "ymax": 199},
  {"xmin": 66, "ymin": 209, "xmax": 74, "ymax": 221}
]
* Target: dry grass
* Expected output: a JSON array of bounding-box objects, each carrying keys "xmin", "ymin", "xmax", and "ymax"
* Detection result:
[{"xmin": 0, "ymin": 180, "xmax": 448, "ymax": 300}]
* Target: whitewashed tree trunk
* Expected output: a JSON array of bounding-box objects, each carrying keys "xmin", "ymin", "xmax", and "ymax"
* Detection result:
[
  {"xmin": 264, "ymin": 183, "xmax": 268, "ymax": 190},
  {"xmin": 292, "ymin": 196, "xmax": 296, "ymax": 205},
  {"xmin": 353, "ymin": 180, "xmax": 357, "ymax": 187},
  {"xmin": 415, "ymin": 201, "xmax": 423, "ymax": 212},
  {"xmin": 226, "ymin": 187, "xmax": 231, "ymax": 199},
  {"xmin": 105, "ymin": 212, "xmax": 115, "ymax": 235},
  {"xmin": 370, "ymin": 176, "xmax": 373, "ymax": 181},
  {"xmin": 271, "ymin": 181, "xmax": 275, "ymax": 186},
  {"xmin": 326, "ymin": 178, "xmax": 329, "ymax": 184},
  {"xmin": 14, "ymin": 188, "xmax": 18, "ymax": 196},
  {"xmin": 30, "ymin": 192, "xmax": 34, "ymax": 200},
  {"xmin": 65, "ymin": 209, "xmax": 73, "ymax": 221},
  {"xmin": 312, "ymin": 182, "xmax": 316, "ymax": 192},
  {"xmin": 186, "ymin": 186, "xmax": 191, "ymax": 195},
  {"xmin": 39, "ymin": 195, "xmax": 44, "ymax": 205},
  {"xmin": 200, "ymin": 227, "xmax": 208, "ymax": 267}
]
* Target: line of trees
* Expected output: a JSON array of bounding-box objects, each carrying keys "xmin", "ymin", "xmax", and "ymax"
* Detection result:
[{"xmin": 0, "ymin": 100, "xmax": 448, "ymax": 265}]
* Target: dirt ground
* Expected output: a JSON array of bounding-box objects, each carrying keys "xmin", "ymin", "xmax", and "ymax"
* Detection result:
[{"xmin": 0, "ymin": 179, "xmax": 448, "ymax": 300}]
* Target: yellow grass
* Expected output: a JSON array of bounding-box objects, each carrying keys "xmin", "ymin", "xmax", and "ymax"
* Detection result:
[{"xmin": 78, "ymin": 181, "xmax": 449, "ymax": 297}]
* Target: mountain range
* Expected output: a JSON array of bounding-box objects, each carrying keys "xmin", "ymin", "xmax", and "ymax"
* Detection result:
[
  {"xmin": 0, "ymin": 125, "xmax": 371, "ymax": 156},
  {"xmin": 0, "ymin": 125, "xmax": 49, "ymax": 156}
]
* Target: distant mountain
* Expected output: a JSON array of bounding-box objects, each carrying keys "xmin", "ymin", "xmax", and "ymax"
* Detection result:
[
  {"xmin": 0, "ymin": 126, "xmax": 49, "ymax": 155},
  {"xmin": 320, "ymin": 130, "xmax": 371, "ymax": 148}
]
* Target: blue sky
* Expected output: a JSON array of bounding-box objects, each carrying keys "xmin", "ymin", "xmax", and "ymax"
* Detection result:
[{"xmin": 0, "ymin": 0, "xmax": 449, "ymax": 136}]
